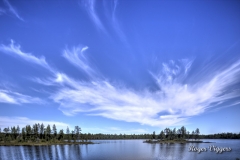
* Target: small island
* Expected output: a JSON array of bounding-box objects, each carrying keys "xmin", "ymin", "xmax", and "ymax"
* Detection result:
[{"xmin": 143, "ymin": 126, "xmax": 213, "ymax": 144}]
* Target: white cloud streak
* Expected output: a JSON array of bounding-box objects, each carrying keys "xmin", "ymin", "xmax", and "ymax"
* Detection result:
[
  {"xmin": 0, "ymin": 40, "xmax": 56, "ymax": 105},
  {"xmin": 0, "ymin": 40, "xmax": 55, "ymax": 73},
  {"xmin": 110, "ymin": 0, "xmax": 128, "ymax": 44},
  {"xmin": 48, "ymin": 58, "xmax": 240, "ymax": 127},
  {"xmin": 0, "ymin": 90, "xmax": 43, "ymax": 104},
  {"xmin": 3, "ymin": 0, "xmax": 24, "ymax": 21},
  {"xmin": 63, "ymin": 45, "xmax": 97, "ymax": 78},
  {"xmin": 81, "ymin": 0, "xmax": 127, "ymax": 43},
  {"xmin": 81, "ymin": 0, "xmax": 106, "ymax": 33},
  {"xmin": 0, "ymin": 116, "xmax": 70, "ymax": 131},
  {"xmin": 3, "ymin": 41, "xmax": 239, "ymax": 128}
]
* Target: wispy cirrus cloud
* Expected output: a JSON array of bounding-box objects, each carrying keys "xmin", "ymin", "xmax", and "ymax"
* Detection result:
[
  {"xmin": 110, "ymin": 0, "xmax": 128, "ymax": 44},
  {"xmin": 47, "ymin": 57, "xmax": 240, "ymax": 127},
  {"xmin": 0, "ymin": 40, "xmax": 68, "ymax": 88},
  {"xmin": 81, "ymin": 0, "xmax": 106, "ymax": 33},
  {"xmin": 0, "ymin": 89, "xmax": 43, "ymax": 104},
  {"xmin": 80, "ymin": 0, "xmax": 127, "ymax": 43},
  {"xmin": 3, "ymin": 41, "xmax": 239, "ymax": 128},
  {"xmin": 0, "ymin": 116, "xmax": 70, "ymax": 130},
  {"xmin": 0, "ymin": 40, "xmax": 55, "ymax": 73},
  {"xmin": 3, "ymin": 0, "xmax": 24, "ymax": 21},
  {"xmin": 50, "ymin": 73, "xmax": 187, "ymax": 126},
  {"xmin": 63, "ymin": 45, "xmax": 98, "ymax": 78},
  {"xmin": 0, "ymin": 40, "xmax": 56, "ymax": 104}
]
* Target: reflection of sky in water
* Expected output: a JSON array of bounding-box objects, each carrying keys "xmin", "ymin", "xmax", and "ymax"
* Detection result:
[{"xmin": 0, "ymin": 140, "xmax": 239, "ymax": 160}]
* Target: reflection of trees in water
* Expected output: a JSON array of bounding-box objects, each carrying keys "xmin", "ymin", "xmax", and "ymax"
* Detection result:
[
  {"xmin": 1, "ymin": 140, "xmax": 238, "ymax": 160},
  {"xmin": 59, "ymin": 145, "xmax": 66, "ymax": 159},
  {"xmin": 26, "ymin": 146, "xmax": 34, "ymax": 159},
  {"xmin": 39, "ymin": 145, "xmax": 45, "ymax": 159},
  {"xmin": 151, "ymin": 143, "xmax": 156, "ymax": 155},
  {"xmin": 178, "ymin": 143, "xmax": 187, "ymax": 160},
  {"xmin": 0, "ymin": 145, "xmax": 85, "ymax": 160},
  {"xmin": 4, "ymin": 146, "xmax": 23, "ymax": 160},
  {"xmin": 37, "ymin": 145, "xmax": 49, "ymax": 159},
  {"xmin": 66, "ymin": 145, "xmax": 83, "ymax": 159},
  {"xmin": 85, "ymin": 143, "xmax": 88, "ymax": 155},
  {"xmin": 156, "ymin": 143, "xmax": 187, "ymax": 160},
  {"xmin": 157, "ymin": 143, "xmax": 174, "ymax": 160},
  {"xmin": 76, "ymin": 144, "xmax": 81, "ymax": 158},
  {"xmin": 192, "ymin": 143, "xmax": 199, "ymax": 160},
  {"xmin": 54, "ymin": 145, "xmax": 62, "ymax": 159},
  {"xmin": 19, "ymin": 145, "xmax": 26, "ymax": 159}
]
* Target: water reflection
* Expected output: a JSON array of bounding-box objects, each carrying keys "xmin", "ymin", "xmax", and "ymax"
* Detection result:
[
  {"xmin": 0, "ymin": 139, "xmax": 239, "ymax": 160},
  {"xmin": 151, "ymin": 143, "xmax": 156, "ymax": 155},
  {"xmin": 0, "ymin": 145, "xmax": 82, "ymax": 160}
]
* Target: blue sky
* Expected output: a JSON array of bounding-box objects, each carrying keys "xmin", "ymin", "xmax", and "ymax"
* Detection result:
[{"xmin": 0, "ymin": 0, "xmax": 240, "ymax": 134}]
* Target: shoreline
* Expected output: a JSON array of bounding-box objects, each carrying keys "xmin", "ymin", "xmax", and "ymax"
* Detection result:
[
  {"xmin": 143, "ymin": 140, "xmax": 214, "ymax": 144},
  {"xmin": 0, "ymin": 141, "xmax": 94, "ymax": 146}
]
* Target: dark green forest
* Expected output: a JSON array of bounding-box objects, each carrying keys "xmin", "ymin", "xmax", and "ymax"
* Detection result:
[{"xmin": 0, "ymin": 124, "xmax": 239, "ymax": 144}]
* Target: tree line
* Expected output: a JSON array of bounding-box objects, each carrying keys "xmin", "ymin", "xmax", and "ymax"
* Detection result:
[
  {"xmin": 0, "ymin": 125, "xmax": 239, "ymax": 143},
  {"xmin": 0, "ymin": 123, "xmax": 81, "ymax": 143},
  {"xmin": 201, "ymin": 133, "xmax": 240, "ymax": 139},
  {"xmin": 155, "ymin": 126, "xmax": 200, "ymax": 140},
  {"xmin": 78, "ymin": 127, "xmax": 199, "ymax": 140}
]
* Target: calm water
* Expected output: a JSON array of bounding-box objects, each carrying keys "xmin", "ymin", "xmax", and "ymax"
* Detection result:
[{"xmin": 0, "ymin": 139, "xmax": 240, "ymax": 160}]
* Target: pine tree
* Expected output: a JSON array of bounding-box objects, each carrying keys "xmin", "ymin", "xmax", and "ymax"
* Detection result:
[
  {"xmin": 195, "ymin": 128, "xmax": 200, "ymax": 140},
  {"xmin": 11, "ymin": 126, "xmax": 16, "ymax": 140},
  {"xmin": 3, "ymin": 127, "xmax": 9, "ymax": 142},
  {"xmin": 159, "ymin": 130, "xmax": 165, "ymax": 140},
  {"xmin": 52, "ymin": 124, "xmax": 57, "ymax": 140},
  {"xmin": 25, "ymin": 125, "xmax": 32, "ymax": 141},
  {"xmin": 180, "ymin": 126, "xmax": 186, "ymax": 139},
  {"xmin": 152, "ymin": 131, "xmax": 156, "ymax": 139},
  {"xmin": 32, "ymin": 123, "xmax": 39, "ymax": 141},
  {"xmin": 177, "ymin": 129, "xmax": 181, "ymax": 139},
  {"xmin": 164, "ymin": 128, "xmax": 171, "ymax": 140},
  {"xmin": 172, "ymin": 128, "xmax": 176, "ymax": 140},
  {"xmin": 75, "ymin": 126, "xmax": 81, "ymax": 140},
  {"xmin": 187, "ymin": 131, "xmax": 190, "ymax": 140},
  {"xmin": 17, "ymin": 125, "xmax": 20, "ymax": 135},
  {"xmin": 58, "ymin": 129, "xmax": 64, "ymax": 141},
  {"xmin": 66, "ymin": 126, "xmax": 70, "ymax": 142},
  {"xmin": 22, "ymin": 127, "xmax": 26, "ymax": 141},
  {"xmin": 40, "ymin": 123, "xmax": 44, "ymax": 139},
  {"xmin": 46, "ymin": 125, "xmax": 51, "ymax": 141},
  {"xmin": 3, "ymin": 127, "xmax": 10, "ymax": 134},
  {"xmin": 37, "ymin": 123, "xmax": 40, "ymax": 139},
  {"xmin": 72, "ymin": 130, "xmax": 75, "ymax": 142},
  {"xmin": 192, "ymin": 131, "xmax": 195, "ymax": 141}
]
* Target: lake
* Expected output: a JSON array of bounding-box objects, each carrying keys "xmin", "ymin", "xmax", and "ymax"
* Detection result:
[{"xmin": 0, "ymin": 139, "xmax": 240, "ymax": 160}]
